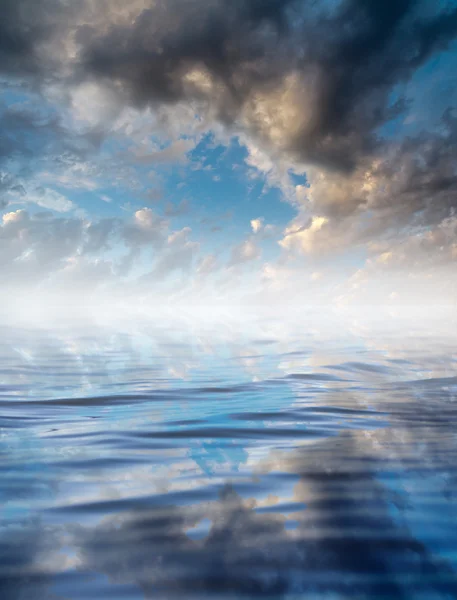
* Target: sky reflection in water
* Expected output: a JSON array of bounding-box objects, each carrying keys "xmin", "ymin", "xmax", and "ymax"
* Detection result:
[{"xmin": 1, "ymin": 310, "xmax": 457, "ymax": 599}]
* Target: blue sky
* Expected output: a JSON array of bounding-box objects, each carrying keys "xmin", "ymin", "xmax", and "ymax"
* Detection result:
[{"xmin": 1, "ymin": 0, "xmax": 457, "ymax": 307}]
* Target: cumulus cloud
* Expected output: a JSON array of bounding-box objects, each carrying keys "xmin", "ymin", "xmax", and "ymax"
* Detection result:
[
  {"xmin": 0, "ymin": 207, "xmax": 202, "ymax": 295},
  {"xmin": 4, "ymin": 0, "xmax": 456, "ymax": 167},
  {"xmin": 278, "ymin": 109, "xmax": 457, "ymax": 257},
  {"xmin": 75, "ymin": 0, "xmax": 457, "ymax": 170},
  {"xmin": 1, "ymin": 0, "xmax": 457, "ymax": 303},
  {"xmin": 280, "ymin": 215, "xmax": 329, "ymax": 255},
  {"xmin": 69, "ymin": 0, "xmax": 457, "ymax": 262}
]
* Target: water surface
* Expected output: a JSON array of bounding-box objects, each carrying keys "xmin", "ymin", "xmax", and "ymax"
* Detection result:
[{"xmin": 1, "ymin": 311, "xmax": 457, "ymax": 599}]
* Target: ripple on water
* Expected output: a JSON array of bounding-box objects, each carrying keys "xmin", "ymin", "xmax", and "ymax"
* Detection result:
[{"xmin": 1, "ymin": 320, "xmax": 457, "ymax": 599}]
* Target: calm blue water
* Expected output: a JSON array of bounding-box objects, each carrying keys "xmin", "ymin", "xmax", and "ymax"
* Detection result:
[{"xmin": 1, "ymin": 311, "xmax": 457, "ymax": 599}]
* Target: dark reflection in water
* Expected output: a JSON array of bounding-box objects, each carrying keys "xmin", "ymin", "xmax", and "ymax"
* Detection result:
[{"xmin": 1, "ymin": 311, "xmax": 457, "ymax": 599}]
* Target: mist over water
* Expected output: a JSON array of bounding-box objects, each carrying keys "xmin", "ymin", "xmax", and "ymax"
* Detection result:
[{"xmin": 1, "ymin": 309, "xmax": 457, "ymax": 599}]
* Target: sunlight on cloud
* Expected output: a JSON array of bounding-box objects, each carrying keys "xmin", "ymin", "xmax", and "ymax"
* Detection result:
[
  {"xmin": 280, "ymin": 215, "xmax": 329, "ymax": 255},
  {"xmin": 243, "ymin": 71, "xmax": 319, "ymax": 150}
]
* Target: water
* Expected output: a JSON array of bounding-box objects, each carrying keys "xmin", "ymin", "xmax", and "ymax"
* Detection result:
[{"xmin": 1, "ymin": 309, "xmax": 457, "ymax": 599}]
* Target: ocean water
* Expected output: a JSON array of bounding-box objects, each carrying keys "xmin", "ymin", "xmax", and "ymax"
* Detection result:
[{"xmin": 1, "ymin": 309, "xmax": 457, "ymax": 599}]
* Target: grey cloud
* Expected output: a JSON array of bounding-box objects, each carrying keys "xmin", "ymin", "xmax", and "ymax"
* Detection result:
[
  {"xmin": 126, "ymin": 138, "xmax": 195, "ymax": 165},
  {"xmin": 0, "ymin": 94, "xmax": 118, "ymax": 217},
  {"xmin": 0, "ymin": 0, "xmax": 51, "ymax": 76},
  {"xmin": 0, "ymin": 210, "xmax": 120, "ymax": 290},
  {"xmin": 78, "ymin": 0, "xmax": 294, "ymax": 106},
  {"xmin": 2, "ymin": 0, "xmax": 457, "ymax": 176},
  {"xmin": 371, "ymin": 108, "xmax": 457, "ymax": 227},
  {"xmin": 164, "ymin": 198, "xmax": 190, "ymax": 217},
  {"xmin": 0, "ymin": 171, "xmax": 23, "ymax": 210},
  {"xmin": 1, "ymin": 0, "xmax": 457, "ymax": 269},
  {"xmin": 83, "ymin": 218, "xmax": 119, "ymax": 254},
  {"xmin": 143, "ymin": 188, "xmax": 164, "ymax": 204},
  {"xmin": 228, "ymin": 238, "xmax": 261, "ymax": 267},
  {"xmin": 77, "ymin": 0, "xmax": 457, "ymax": 172},
  {"xmin": 138, "ymin": 226, "xmax": 200, "ymax": 284},
  {"xmin": 121, "ymin": 208, "xmax": 168, "ymax": 249},
  {"xmin": 0, "ymin": 206, "xmax": 203, "ymax": 292},
  {"xmin": 0, "ymin": 210, "xmax": 84, "ymax": 286},
  {"xmin": 2, "ymin": 0, "xmax": 457, "ymax": 180},
  {"xmin": 282, "ymin": 109, "xmax": 457, "ymax": 256}
]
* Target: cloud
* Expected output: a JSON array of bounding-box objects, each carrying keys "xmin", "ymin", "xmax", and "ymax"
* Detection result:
[
  {"xmin": 250, "ymin": 218, "xmax": 264, "ymax": 234},
  {"xmin": 124, "ymin": 138, "xmax": 195, "ymax": 165},
  {"xmin": 24, "ymin": 187, "xmax": 75, "ymax": 212},
  {"xmin": 0, "ymin": 209, "xmax": 85, "ymax": 286},
  {"xmin": 0, "ymin": 0, "xmax": 53, "ymax": 76},
  {"xmin": 1, "ymin": 0, "xmax": 457, "ymax": 303},
  {"xmin": 2, "ymin": 209, "xmax": 28, "ymax": 226},
  {"xmin": 1, "ymin": 159, "xmax": 77, "ymax": 214},
  {"xmin": 142, "ymin": 226, "xmax": 200, "ymax": 282},
  {"xmin": 76, "ymin": 0, "xmax": 457, "ymax": 171},
  {"xmin": 83, "ymin": 218, "xmax": 118, "ymax": 254},
  {"xmin": 2, "ymin": 1, "xmax": 457, "ymax": 176},
  {"xmin": 229, "ymin": 238, "xmax": 261, "ymax": 266},
  {"xmin": 164, "ymin": 198, "xmax": 190, "ymax": 217},
  {"xmin": 196, "ymin": 253, "xmax": 218, "ymax": 278},
  {"xmin": 2, "ymin": 1, "xmax": 457, "ymax": 189},
  {"xmin": 0, "ymin": 208, "xmax": 193, "ymax": 292},
  {"xmin": 279, "ymin": 109, "xmax": 457, "ymax": 256},
  {"xmin": 333, "ymin": 216, "xmax": 457, "ymax": 305},
  {"xmin": 50, "ymin": 255, "xmax": 115, "ymax": 289},
  {"xmin": 280, "ymin": 215, "xmax": 329, "ymax": 255},
  {"xmin": 0, "ymin": 203, "xmax": 216, "ymax": 296},
  {"xmin": 67, "ymin": 81, "xmax": 124, "ymax": 130},
  {"xmin": 70, "ymin": 0, "xmax": 457, "ymax": 264},
  {"xmin": 122, "ymin": 208, "xmax": 168, "ymax": 249}
]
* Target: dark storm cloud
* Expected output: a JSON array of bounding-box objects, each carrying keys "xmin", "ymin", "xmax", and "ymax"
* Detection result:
[
  {"xmin": 0, "ymin": 1, "xmax": 44, "ymax": 75},
  {"xmin": 0, "ymin": 0, "xmax": 68, "ymax": 77},
  {"xmin": 300, "ymin": 107, "xmax": 457, "ymax": 226},
  {"xmin": 2, "ymin": 0, "xmax": 457, "ymax": 174},
  {"xmin": 373, "ymin": 108, "xmax": 457, "ymax": 226},
  {"xmin": 1, "ymin": 0, "xmax": 457, "ymax": 254},
  {"xmin": 77, "ymin": 0, "xmax": 292, "ymax": 104},
  {"xmin": 78, "ymin": 0, "xmax": 457, "ymax": 171}
]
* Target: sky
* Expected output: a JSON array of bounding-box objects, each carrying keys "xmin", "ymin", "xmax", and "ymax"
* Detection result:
[{"xmin": 1, "ymin": 0, "xmax": 457, "ymax": 308}]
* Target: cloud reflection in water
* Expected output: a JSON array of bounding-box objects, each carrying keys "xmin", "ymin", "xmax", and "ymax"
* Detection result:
[{"xmin": 1, "ymin": 311, "xmax": 457, "ymax": 599}]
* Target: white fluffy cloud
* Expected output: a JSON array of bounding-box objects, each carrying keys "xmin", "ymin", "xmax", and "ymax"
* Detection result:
[{"xmin": 250, "ymin": 218, "xmax": 264, "ymax": 234}]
